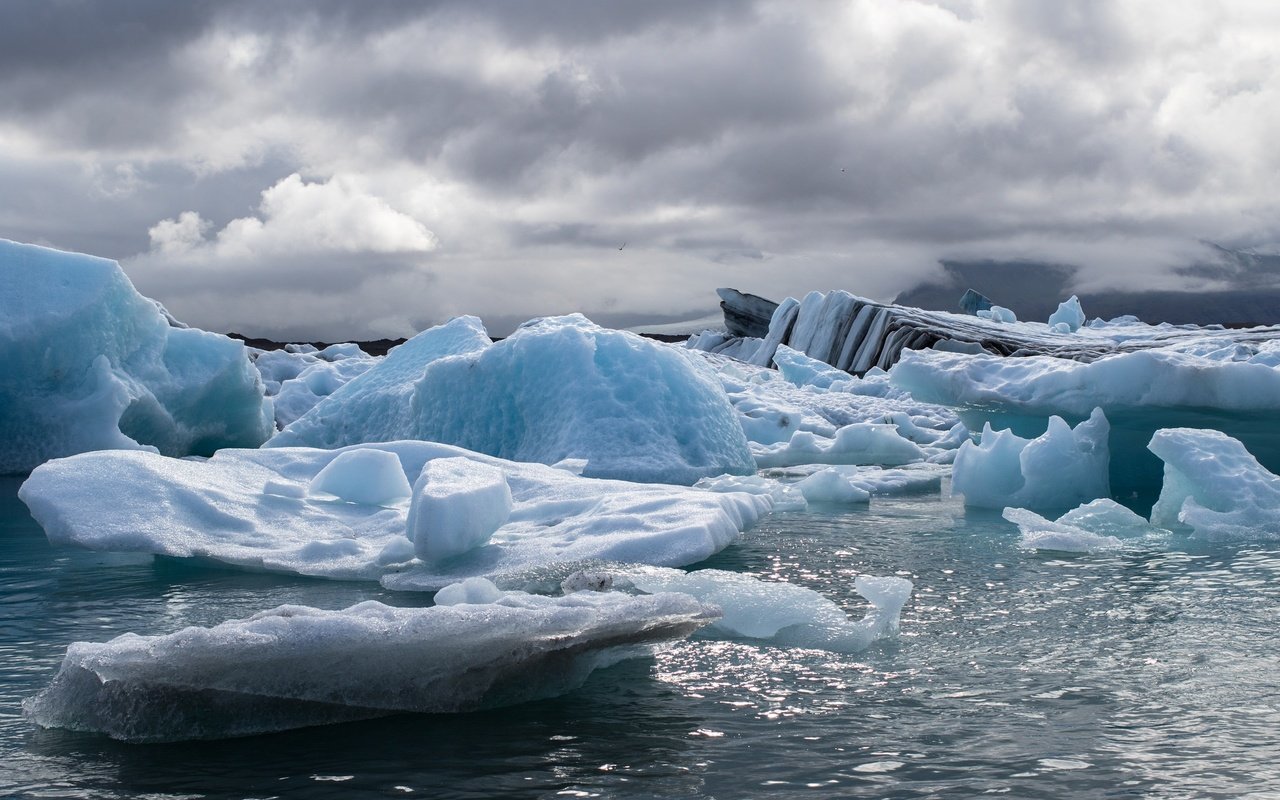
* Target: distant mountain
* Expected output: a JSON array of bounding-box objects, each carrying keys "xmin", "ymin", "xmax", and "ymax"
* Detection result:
[{"xmin": 895, "ymin": 249, "xmax": 1280, "ymax": 327}]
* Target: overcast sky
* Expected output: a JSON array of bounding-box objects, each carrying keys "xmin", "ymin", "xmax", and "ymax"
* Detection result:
[{"xmin": 3, "ymin": 0, "xmax": 1279, "ymax": 339}]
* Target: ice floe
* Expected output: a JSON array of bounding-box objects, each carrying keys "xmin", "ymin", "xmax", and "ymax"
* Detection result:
[
  {"xmin": 25, "ymin": 588, "xmax": 718, "ymax": 741},
  {"xmin": 1005, "ymin": 499, "xmax": 1167, "ymax": 553},
  {"xmin": 0, "ymin": 239, "xmax": 272, "ymax": 473},
  {"xmin": 19, "ymin": 442, "xmax": 771, "ymax": 587}
]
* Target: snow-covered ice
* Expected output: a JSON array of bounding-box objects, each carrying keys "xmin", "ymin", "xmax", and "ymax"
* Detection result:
[
  {"xmin": 19, "ymin": 441, "xmax": 771, "ymax": 587},
  {"xmin": 25, "ymin": 589, "xmax": 719, "ymax": 741},
  {"xmin": 952, "ymin": 409, "xmax": 1110, "ymax": 510},
  {"xmin": 619, "ymin": 567, "xmax": 911, "ymax": 653},
  {"xmin": 253, "ymin": 343, "xmax": 378, "ymax": 428},
  {"xmin": 0, "ymin": 239, "xmax": 272, "ymax": 473},
  {"xmin": 752, "ymin": 424, "xmax": 925, "ymax": 469}
]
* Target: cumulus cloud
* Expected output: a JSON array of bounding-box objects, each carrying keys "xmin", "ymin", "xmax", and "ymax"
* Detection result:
[{"xmin": 2, "ymin": 0, "xmax": 1279, "ymax": 338}]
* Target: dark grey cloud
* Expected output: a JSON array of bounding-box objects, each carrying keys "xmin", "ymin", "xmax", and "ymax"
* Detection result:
[{"xmin": 1, "ymin": 0, "xmax": 1277, "ymax": 339}]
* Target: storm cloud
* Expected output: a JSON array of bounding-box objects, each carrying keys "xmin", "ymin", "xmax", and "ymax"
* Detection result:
[{"xmin": 2, "ymin": 0, "xmax": 1278, "ymax": 339}]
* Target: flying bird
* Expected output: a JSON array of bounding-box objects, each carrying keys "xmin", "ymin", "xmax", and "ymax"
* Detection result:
[{"xmin": 618, "ymin": 242, "xmax": 627, "ymax": 250}]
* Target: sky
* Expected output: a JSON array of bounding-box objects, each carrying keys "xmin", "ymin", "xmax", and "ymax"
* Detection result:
[{"xmin": 3, "ymin": 0, "xmax": 1279, "ymax": 340}]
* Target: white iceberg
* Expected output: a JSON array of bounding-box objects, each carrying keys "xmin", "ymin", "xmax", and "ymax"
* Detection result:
[
  {"xmin": 0, "ymin": 239, "xmax": 272, "ymax": 473},
  {"xmin": 1004, "ymin": 499, "xmax": 1165, "ymax": 553},
  {"xmin": 25, "ymin": 589, "xmax": 718, "ymax": 742},
  {"xmin": 268, "ymin": 316, "xmax": 491, "ymax": 449},
  {"xmin": 621, "ymin": 567, "xmax": 911, "ymax": 653},
  {"xmin": 1047, "ymin": 295, "xmax": 1085, "ymax": 332},
  {"xmin": 1148, "ymin": 427, "xmax": 1280, "ymax": 541},
  {"xmin": 952, "ymin": 409, "xmax": 1109, "ymax": 510},
  {"xmin": 19, "ymin": 441, "xmax": 771, "ymax": 588},
  {"xmin": 254, "ymin": 343, "xmax": 378, "ymax": 428}
]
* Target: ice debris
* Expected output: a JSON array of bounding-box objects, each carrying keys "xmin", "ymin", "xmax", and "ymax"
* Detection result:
[
  {"xmin": 19, "ymin": 442, "xmax": 771, "ymax": 588},
  {"xmin": 25, "ymin": 589, "xmax": 719, "ymax": 742},
  {"xmin": 0, "ymin": 238, "xmax": 272, "ymax": 473},
  {"xmin": 620, "ymin": 567, "xmax": 912, "ymax": 653},
  {"xmin": 752, "ymin": 424, "xmax": 924, "ymax": 469},
  {"xmin": 952, "ymin": 409, "xmax": 1109, "ymax": 510},
  {"xmin": 1004, "ymin": 499, "xmax": 1166, "ymax": 553}
]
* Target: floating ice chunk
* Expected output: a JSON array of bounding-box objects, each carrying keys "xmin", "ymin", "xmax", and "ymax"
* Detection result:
[
  {"xmin": 623, "ymin": 567, "xmax": 911, "ymax": 653},
  {"xmin": 795, "ymin": 469, "xmax": 871, "ymax": 504},
  {"xmin": 695, "ymin": 473, "xmax": 808, "ymax": 511},
  {"xmin": 25, "ymin": 591, "xmax": 718, "ymax": 742},
  {"xmin": 19, "ymin": 442, "xmax": 771, "ymax": 587},
  {"xmin": 752, "ymin": 424, "xmax": 924, "ymax": 469},
  {"xmin": 1148, "ymin": 428, "xmax": 1280, "ymax": 541},
  {"xmin": 433, "ymin": 576, "xmax": 504, "ymax": 605},
  {"xmin": 403, "ymin": 314, "xmax": 754, "ymax": 484},
  {"xmin": 976, "ymin": 305, "xmax": 1017, "ymax": 323},
  {"xmin": 1003, "ymin": 508, "xmax": 1123, "ymax": 553},
  {"xmin": 0, "ymin": 239, "xmax": 272, "ymax": 473},
  {"xmin": 408, "ymin": 457, "xmax": 513, "ymax": 563},
  {"xmin": 1047, "ymin": 295, "xmax": 1085, "ymax": 332},
  {"xmin": 309, "ymin": 448, "xmax": 412, "ymax": 506},
  {"xmin": 773, "ymin": 344, "xmax": 851, "ymax": 389},
  {"xmin": 952, "ymin": 409, "xmax": 1109, "ymax": 510},
  {"xmin": 268, "ymin": 316, "xmax": 491, "ymax": 449},
  {"xmin": 1005, "ymin": 498, "xmax": 1166, "ymax": 552}
]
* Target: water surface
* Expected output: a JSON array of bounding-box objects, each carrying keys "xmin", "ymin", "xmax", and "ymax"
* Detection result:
[{"xmin": 2, "ymin": 476, "xmax": 1278, "ymax": 798}]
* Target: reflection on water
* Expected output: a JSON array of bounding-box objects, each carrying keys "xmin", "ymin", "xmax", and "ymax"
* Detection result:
[{"xmin": 3, "ymin": 477, "xmax": 1279, "ymax": 798}]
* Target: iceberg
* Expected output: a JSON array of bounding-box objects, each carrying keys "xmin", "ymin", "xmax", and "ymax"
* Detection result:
[
  {"xmin": 268, "ymin": 316, "xmax": 491, "ymax": 449},
  {"xmin": 1047, "ymin": 295, "xmax": 1086, "ymax": 332},
  {"xmin": 406, "ymin": 315, "xmax": 755, "ymax": 484},
  {"xmin": 253, "ymin": 344, "xmax": 378, "ymax": 428},
  {"xmin": 1148, "ymin": 428, "xmax": 1280, "ymax": 541},
  {"xmin": 0, "ymin": 239, "xmax": 272, "ymax": 473},
  {"xmin": 19, "ymin": 441, "xmax": 771, "ymax": 588},
  {"xmin": 952, "ymin": 409, "xmax": 1109, "ymax": 510},
  {"xmin": 620, "ymin": 567, "xmax": 912, "ymax": 653},
  {"xmin": 891, "ymin": 345, "xmax": 1280, "ymax": 494},
  {"xmin": 25, "ymin": 589, "xmax": 719, "ymax": 742}
]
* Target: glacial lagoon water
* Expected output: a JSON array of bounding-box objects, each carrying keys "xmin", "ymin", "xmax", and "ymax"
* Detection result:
[{"xmin": 2, "ymin": 474, "xmax": 1279, "ymax": 799}]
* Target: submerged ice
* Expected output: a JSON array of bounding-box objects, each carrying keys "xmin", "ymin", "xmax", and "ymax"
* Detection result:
[
  {"xmin": 25, "ymin": 589, "xmax": 719, "ymax": 742},
  {"xmin": 0, "ymin": 239, "xmax": 272, "ymax": 473}
]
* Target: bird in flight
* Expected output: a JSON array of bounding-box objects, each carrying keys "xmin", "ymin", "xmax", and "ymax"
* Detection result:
[{"xmin": 618, "ymin": 242, "xmax": 627, "ymax": 250}]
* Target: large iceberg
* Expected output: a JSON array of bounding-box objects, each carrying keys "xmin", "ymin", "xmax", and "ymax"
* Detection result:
[
  {"xmin": 253, "ymin": 343, "xmax": 378, "ymax": 428},
  {"xmin": 951, "ymin": 409, "xmax": 1110, "ymax": 510},
  {"xmin": 268, "ymin": 316, "xmax": 491, "ymax": 448},
  {"xmin": 0, "ymin": 239, "xmax": 272, "ymax": 473},
  {"xmin": 1148, "ymin": 428, "xmax": 1280, "ymax": 541},
  {"xmin": 407, "ymin": 315, "xmax": 755, "ymax": 484},
  {"xmin": 273, "ymin": 314, "xmax": 754, "ymax": 485},
  {"xmin": 19, "ymin": 441, "xmax": 771, "ymax": 588},
  {"xmin": 26, "ymin": 589, "xmax": 719, "ymax": 742}
]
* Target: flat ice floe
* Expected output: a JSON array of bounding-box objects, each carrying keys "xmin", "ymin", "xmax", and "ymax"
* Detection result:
[
  {"xmin": 0, "ymin": 239, "xmax": 272, "ymax": 473},
  {"xmin": 617, "ymin": 567, "xmax": 912, "ymax": 653},
  {"xmin": 25, "ymin": 589, "xmax": 718, "ymax": 742},
  {"xmin": 19, "ymin": 442, "xmax": 771, "ymax": 587}
]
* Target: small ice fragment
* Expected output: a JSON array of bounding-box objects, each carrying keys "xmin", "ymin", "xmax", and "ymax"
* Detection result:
[
  {"xmin": 309, "ymin": 449, "xmax": 411, "ymax": 506},
  {"xmin": 407, "ymin": 458, "xmax": 512, "ymax": 562}
]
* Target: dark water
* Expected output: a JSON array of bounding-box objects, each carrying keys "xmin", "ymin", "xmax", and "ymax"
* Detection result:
[{"xmin": 3, "ymin": 474, "xmax": 1279, "ymax": 799}]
